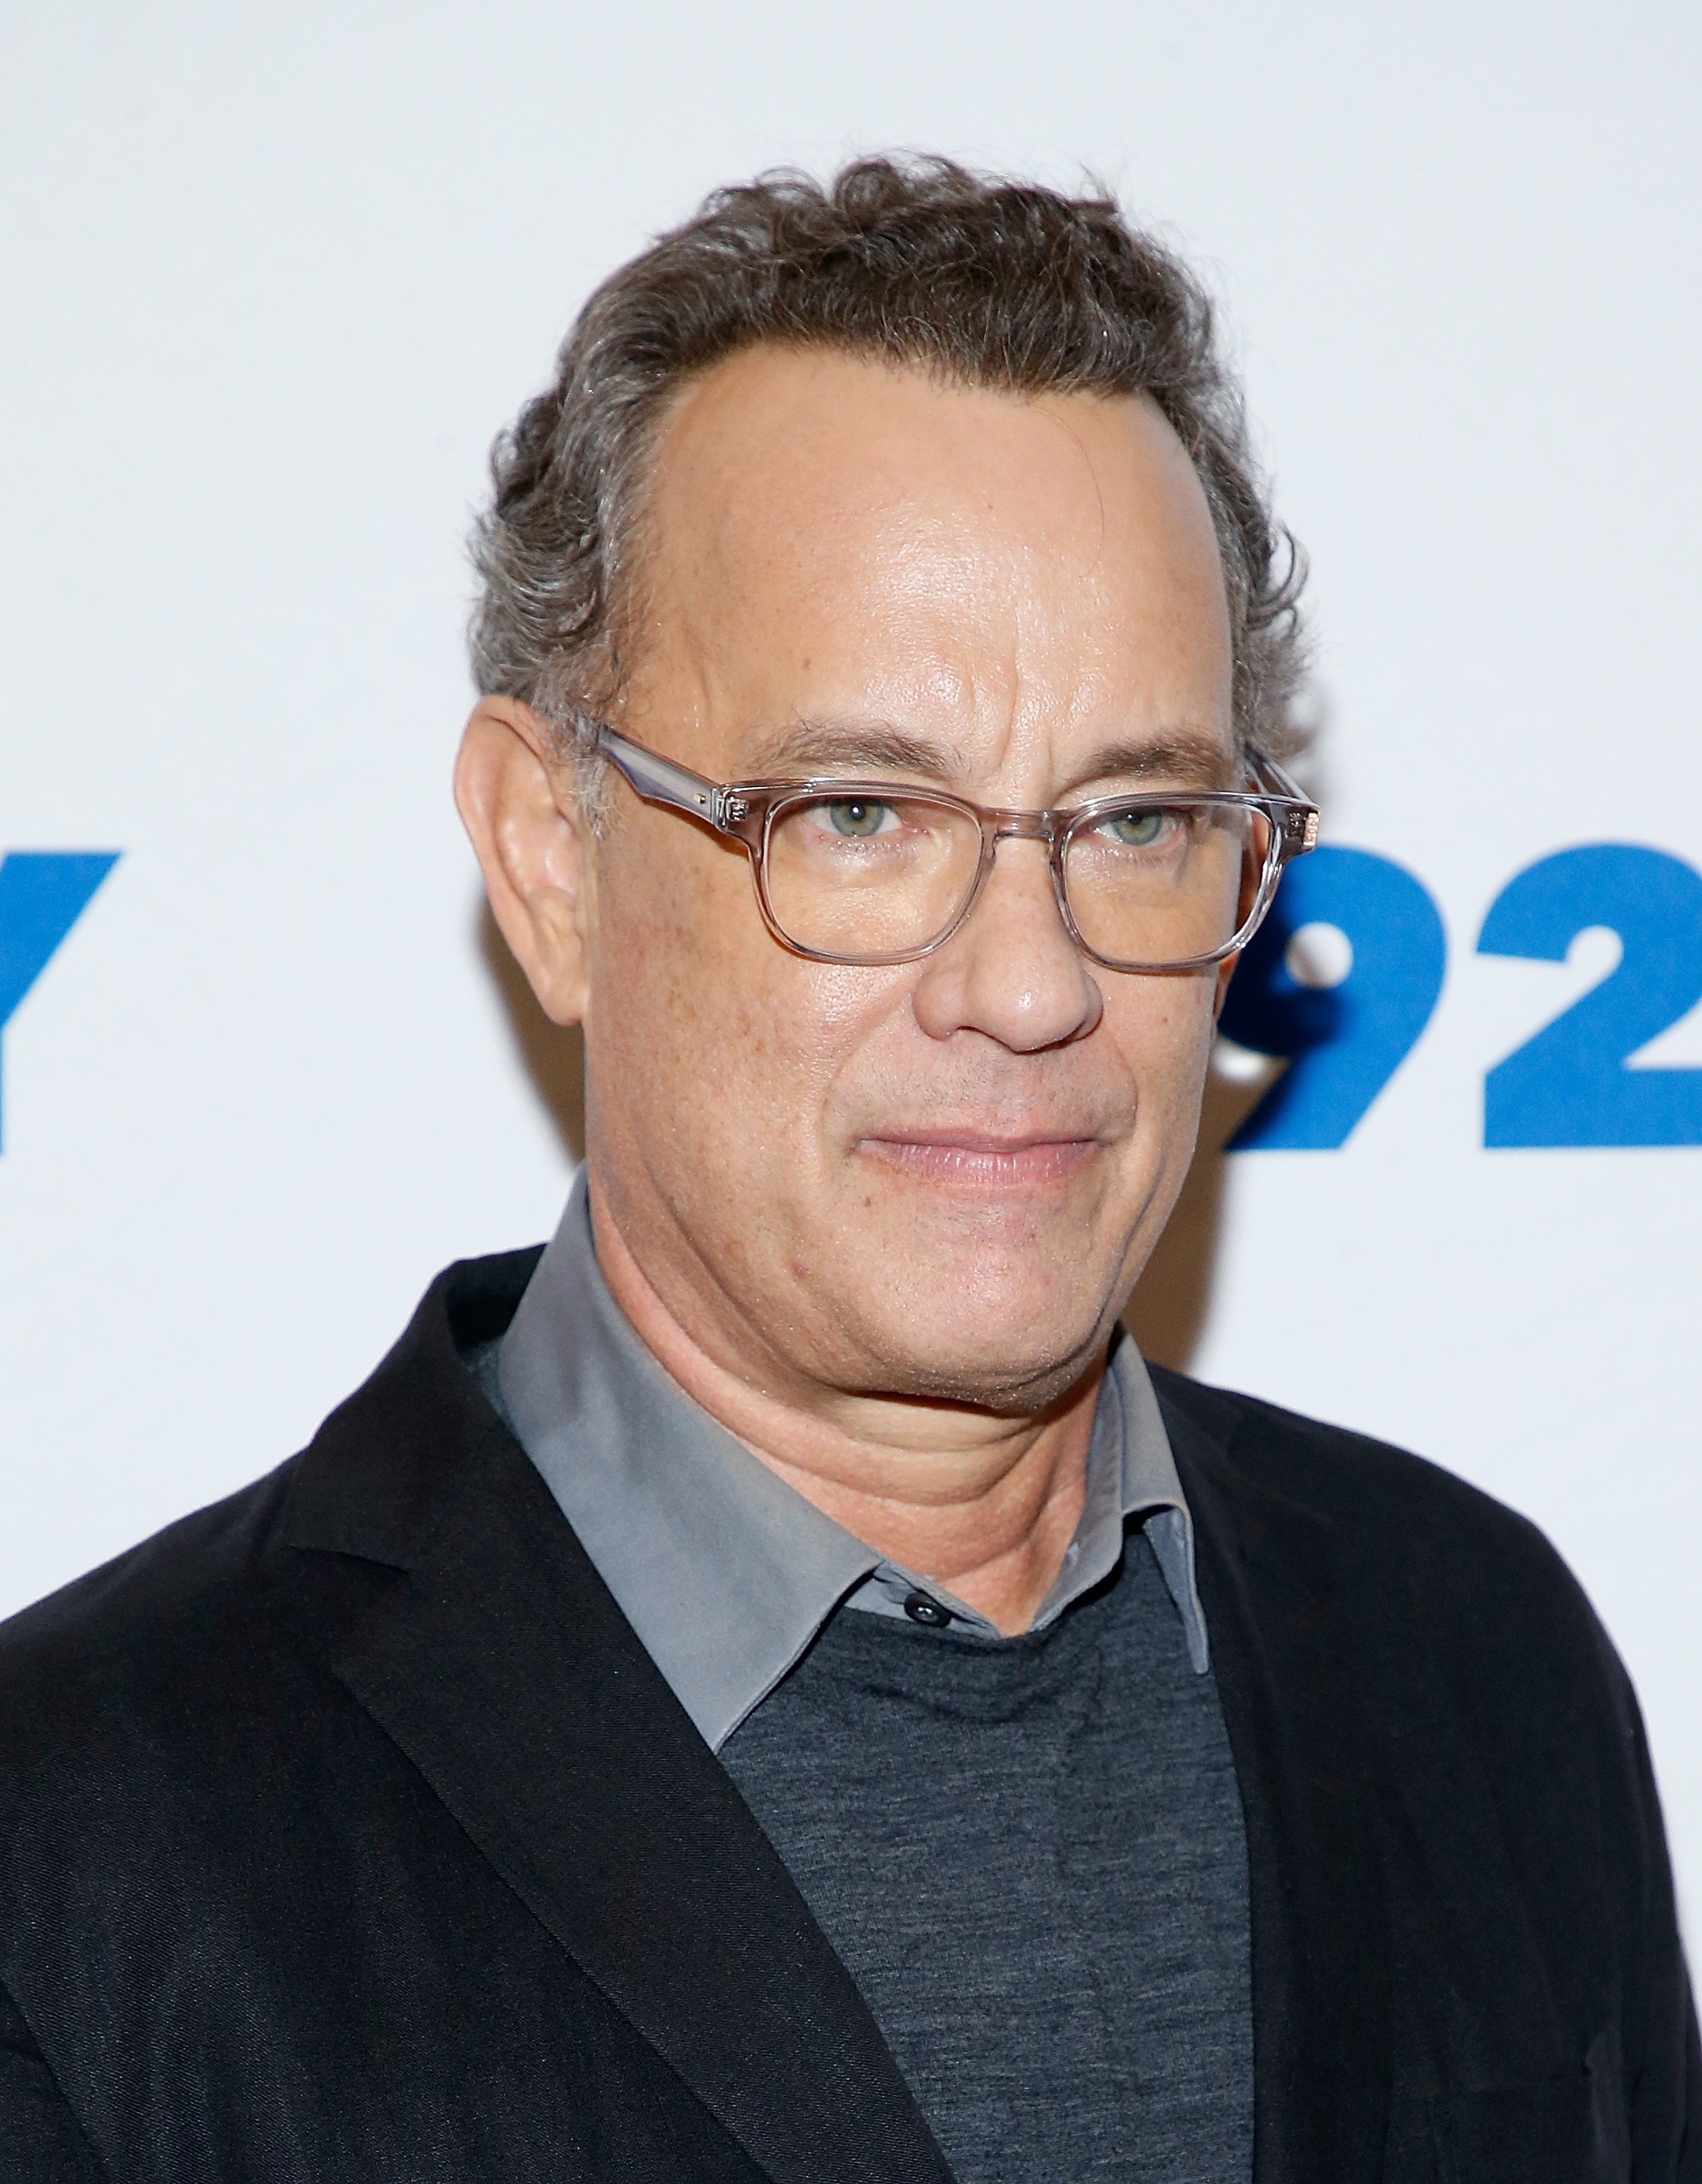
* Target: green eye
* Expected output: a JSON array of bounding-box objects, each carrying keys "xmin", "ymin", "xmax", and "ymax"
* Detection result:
[
  {"xmin": 1101, "ymin": 810, "xmax": 1165, "ymax": 847},
  {"xmin": 823, "ymin": 799, "xmax": 891, "ymax": 838}
]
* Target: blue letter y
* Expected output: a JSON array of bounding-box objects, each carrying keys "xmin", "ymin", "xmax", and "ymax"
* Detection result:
[{"xmin": 0, "ymin": 852, "xmax": 120, "ymax": 1151}]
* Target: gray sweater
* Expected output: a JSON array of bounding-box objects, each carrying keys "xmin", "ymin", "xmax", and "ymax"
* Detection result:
[{"xmin": 719, "ymin": 1531, "xmax": 1253, "ymax": 2184}]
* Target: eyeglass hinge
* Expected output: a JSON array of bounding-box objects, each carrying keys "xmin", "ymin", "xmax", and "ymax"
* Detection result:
[{"xmin": 717, "ymin": 793, "xmax": 749, "ymax": 826}]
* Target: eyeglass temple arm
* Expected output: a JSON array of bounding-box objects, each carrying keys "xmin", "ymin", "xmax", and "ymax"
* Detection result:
[
  {"xmin": 1249, "ymin": 748, "xmax": 1303, "ymax": 798},
  {"xmin": 597, "ymin": 726, "xmax": 728, "ymax": 825},
  {"xmin": 1249, "ymin": 749, "xmax": 1321, "ymax": 855}
]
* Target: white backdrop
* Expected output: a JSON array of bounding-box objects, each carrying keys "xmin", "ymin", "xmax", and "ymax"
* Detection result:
[{"xmin": 3, "ymin": 2, "xmax": 1699, "ymax": 1923}]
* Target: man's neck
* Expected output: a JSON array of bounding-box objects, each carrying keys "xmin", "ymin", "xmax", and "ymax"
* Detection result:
[{"xmin": 588, "ymin": 1186, "xmax": 1101, "ymax": 1636}]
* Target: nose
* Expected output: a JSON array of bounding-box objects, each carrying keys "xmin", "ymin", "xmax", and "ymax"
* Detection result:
[{"xmin": 910, "ymin": 835, "xmax": 1104, "ymax": 1052}]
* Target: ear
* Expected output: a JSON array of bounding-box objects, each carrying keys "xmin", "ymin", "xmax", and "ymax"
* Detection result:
[{"xmin": 454, "ymin": 698, "xmax": 593, "ymax": 1027}]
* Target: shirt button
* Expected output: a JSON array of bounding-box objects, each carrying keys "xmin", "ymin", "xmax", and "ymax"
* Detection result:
[{"xmin": 904, "ymin": 1591, "xmax": 953, "ymax": 1627}]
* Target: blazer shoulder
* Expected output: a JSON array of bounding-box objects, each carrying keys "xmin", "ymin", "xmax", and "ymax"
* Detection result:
[
  {"xmin": 1150, "ymin": 1361, "xmax": 1517, "ymax": 1523},
  {"xmin": 1148, "ymin": 1363, "xmax": 1622, "ymax": 1692},
  {"xmin": 0, "ymin": 1247, "xmax": 528, "ymax": 1827},
  {"xmin": 1, "ymin": 1461, "xmax": 288, "ymax": 1651},
  {"xmin": 0, "ymin": 1460, "xmax": 333, "ymax": 1796}
]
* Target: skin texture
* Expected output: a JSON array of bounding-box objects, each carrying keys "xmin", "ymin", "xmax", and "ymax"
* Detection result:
[{"xmin": 456, "ymin": 346, "xmax": 1238, "ymax": 1632}]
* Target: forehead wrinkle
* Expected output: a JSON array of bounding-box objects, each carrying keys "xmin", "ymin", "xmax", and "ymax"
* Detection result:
[{"xmin": 1028, "ymin": 396, "xmax": 1110, "ymax": 571}]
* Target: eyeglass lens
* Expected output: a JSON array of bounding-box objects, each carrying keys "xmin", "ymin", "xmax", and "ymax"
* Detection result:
[
  {"xmin": 760, "ymin": 793, "xmax": 1270, "ymax": 967},
  {"xmin": 1062, "ymin": 801, "xmax": 1264, "ymax": 966}
]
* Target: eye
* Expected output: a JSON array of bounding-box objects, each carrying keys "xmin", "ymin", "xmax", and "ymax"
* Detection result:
[
  {"xmin": 820, "ymin": 799, "xmax": 896, "ymax": 839},
  {"xmin": 1097, "ymin": 808, "xmax": 1169, "ymax": 848}
]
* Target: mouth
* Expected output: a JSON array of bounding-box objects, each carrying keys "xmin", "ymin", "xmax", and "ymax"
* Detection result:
[{"xmin": 855, "ymin": 1129, "xmax": 1102, "ymax": 1191}]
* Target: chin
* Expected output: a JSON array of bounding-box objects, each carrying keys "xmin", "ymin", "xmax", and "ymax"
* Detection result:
[{"xmin": 839, "ymin": 1273, "xmax": 1118, "ymax": 1412}]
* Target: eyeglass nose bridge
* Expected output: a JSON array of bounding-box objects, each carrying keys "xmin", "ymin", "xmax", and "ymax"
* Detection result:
[
  {"xmin": 945, "ymin": 809, "xmax": 1083, "ymax": 958},
  {"xmin": 983, "ymin": 808, "xmax": 1061, "ymax": 846}
]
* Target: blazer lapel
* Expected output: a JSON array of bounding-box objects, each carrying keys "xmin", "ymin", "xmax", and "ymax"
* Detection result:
[
  {"xmin": 1158, "ymin": 1381, "xmax": 1393, "ymax": 2184},
  {"xmin": 284, "ymin": 1258, "xmax": 951, "ymax": 2184}
]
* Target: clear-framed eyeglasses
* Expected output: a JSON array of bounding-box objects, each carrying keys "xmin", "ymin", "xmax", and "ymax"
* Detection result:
[{"xmin": 595, "ymin": 725, "xmax": 1319, "ymax": 973}]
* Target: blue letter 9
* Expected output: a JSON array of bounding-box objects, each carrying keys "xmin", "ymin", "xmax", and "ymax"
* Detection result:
[
  {"xmin": 1476, "ymin": 844, "xmax": 1702, "ymax": 1147},
  {"xmin": 1217, "ymin": 846, "xmax": 1448, "ymax": 1150}
]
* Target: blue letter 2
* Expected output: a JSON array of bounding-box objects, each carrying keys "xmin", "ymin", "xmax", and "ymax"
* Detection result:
[{"xmin": 1478, "ymin": 844, "xmax": 1702, "ymax": 1147}]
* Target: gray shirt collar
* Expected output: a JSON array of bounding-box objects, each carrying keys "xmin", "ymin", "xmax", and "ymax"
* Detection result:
[{"xmin": 493, "ymin": 1172, "xmax": 1209, "ymax": 1752}]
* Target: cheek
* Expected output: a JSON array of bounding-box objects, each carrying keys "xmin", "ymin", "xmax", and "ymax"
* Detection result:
[
  {"xmin": 588, "ymin": 833, "xmax": 754, "ymax": 1112},
  {"xmin": 584, "ymin": 823, "xmax": 895, "ymax": 1163},
  {"xmin": 1107, "ymin": 973, "xmax": 1221, "ymax": 1129}
]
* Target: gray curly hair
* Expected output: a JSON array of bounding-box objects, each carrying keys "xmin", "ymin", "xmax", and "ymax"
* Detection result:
[{"xmin": 470, "ymin": 156, "xmax": 1307, "ymax": 807}]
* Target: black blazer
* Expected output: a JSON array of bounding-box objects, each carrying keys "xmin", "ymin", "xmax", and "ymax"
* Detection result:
[{"xmin": 1, "ymin": 1250, "xmax": 1695, "ymax": 2183}]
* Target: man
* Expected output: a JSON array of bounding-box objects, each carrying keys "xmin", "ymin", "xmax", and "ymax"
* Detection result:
[{"xmin": 0, "ymin": 157, "xmax": 1694, "ymax": 2183}]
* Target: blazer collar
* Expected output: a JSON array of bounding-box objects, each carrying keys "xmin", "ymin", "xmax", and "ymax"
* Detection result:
[
  {"xmin": 282, "ymin": 1254, "xmax": 951, "ymax": 2184},
  {"xmin": 1155, "ymin": 1370, "xmax": 1394, "ymax": 2184}
]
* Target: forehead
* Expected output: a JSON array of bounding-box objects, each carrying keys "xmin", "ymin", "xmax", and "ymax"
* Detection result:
[{"xmin": 631, "ymin": 344, "xmax": 1234, "ymax": 771}]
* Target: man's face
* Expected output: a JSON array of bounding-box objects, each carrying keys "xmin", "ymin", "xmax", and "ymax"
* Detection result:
[{"xmin": 580, "ymin": 346, "xmax": 1236, "ymax": 1412}]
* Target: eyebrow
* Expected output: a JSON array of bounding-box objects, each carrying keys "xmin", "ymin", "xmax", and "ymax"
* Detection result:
[
  {"xmin": 1062, "ymin": 733, "xmax": 1240, "ymax": 795},
  {"xmin": 738, "ymin": 718, "xmax": 1240, "ymax": 797},
  {"xmin": 741, "ymin": 720, "xmax": 951, "ymax": 780}
]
